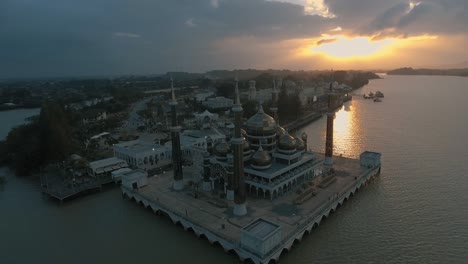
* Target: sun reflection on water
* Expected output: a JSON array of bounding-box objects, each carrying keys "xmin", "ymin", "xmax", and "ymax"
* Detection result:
[{"xmin": 333, "ymin": 104, "xmax": 361, "ymax": 158}]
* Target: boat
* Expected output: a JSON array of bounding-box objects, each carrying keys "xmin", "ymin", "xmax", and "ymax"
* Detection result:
[
  {"xmin": 375, "ymin": 91, "xmax": 384, "ymax": 98},
  {"xmin": 373, "ymin": 97, "xmax": 382, "ymax": 102}
]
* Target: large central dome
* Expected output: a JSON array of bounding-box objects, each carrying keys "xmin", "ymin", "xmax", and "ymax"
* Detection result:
[{"xmin": 244, "ymin": 104, "xmax": 277, "ymax": 135}]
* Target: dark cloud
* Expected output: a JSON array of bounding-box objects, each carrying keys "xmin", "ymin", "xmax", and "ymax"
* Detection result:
[
  {"xmin": 325, "ymin": 0, "xmax": 468, "ymax": 37},
  {"xmin": 0, "ymin": 0, "xmax": 466, "ymax": 78},
  {"xmin": 0, "ymin": 0, "xmax": 337, "ymax": 78}
]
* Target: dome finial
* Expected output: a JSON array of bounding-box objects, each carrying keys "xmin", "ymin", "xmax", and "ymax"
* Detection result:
[{"xmin": 258, "ymin": 102, "xmax": 264, "ymax": 113}]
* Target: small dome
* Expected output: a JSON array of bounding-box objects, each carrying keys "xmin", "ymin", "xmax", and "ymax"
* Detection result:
[
  {"xmin": 295, "ymin": 136, "xmax": 305, "ymax": 150},
  {"xmin": 276, "ymin": 126, "xmax": 287, "ymax": 138},
  {"xmin": 245, "ymin": 104, "xmax": 277, "ymax": 135},
  {"xmin": 278, "ymin": 134, "xmax": 297, "ymax": 152},
  {"xmin": 243, "ymin": 139, "xmax": 250, "ymax": 151},
  {"xmin": 251, "ymin": 146, "xmax": 272, "ymax": 169},
  {"xmin": 214, "ymin": 142, "xmax": 231, "ymax": 157}
]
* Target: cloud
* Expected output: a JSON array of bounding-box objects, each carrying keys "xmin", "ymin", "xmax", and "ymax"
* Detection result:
[
  {"xmin": 211, "ymin": 0, "xmax": 220, "ymax": 8},
  {"xmin": 185, "ymin": 18, "xmax": 196, "ymax": 28},
  {"xmin": 316, "ymin": 38, "xmax": 338, "ymax": 45},
  {"xmin": 113, "ymin": 32, "xmax": 141, "ymax": 38},
  {"xmin": 0, "ymin": 0, "xmax": 466, "ymax": 78},
  {"xmin": 330, "ymin": 26, "xmax": 342, "ymax": 32}
]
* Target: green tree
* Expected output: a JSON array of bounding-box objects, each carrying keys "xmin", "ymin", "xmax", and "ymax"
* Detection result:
[
  {"xmin": 277, "ymin": 85, "xmax": 289, "ymax": 123},
  {"xmin": 215, "ymin": 82, "xmax": 235, "ymax": 98},
  {"xmin": 39, "ymin": 101, "xmax": 75, "ymax": 163},
  {"xmin": 242, "ymin": 101, "xmax": 258, "ymax": 119}
]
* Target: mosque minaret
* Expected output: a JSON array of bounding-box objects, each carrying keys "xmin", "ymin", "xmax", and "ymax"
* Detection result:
[{"xmin": 170, "ymin": 78, "xmax": 184, "ymax": 190}]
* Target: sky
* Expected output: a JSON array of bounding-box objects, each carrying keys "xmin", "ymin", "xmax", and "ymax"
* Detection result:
[{"xmin": 0, "ymin": 0, "xmax": 467, "ymax": 78}]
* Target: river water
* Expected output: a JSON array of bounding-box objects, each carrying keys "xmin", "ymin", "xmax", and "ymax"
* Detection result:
[{"xmin": 1, "ymin": 75, "xmax": 467, "ymax": 263}]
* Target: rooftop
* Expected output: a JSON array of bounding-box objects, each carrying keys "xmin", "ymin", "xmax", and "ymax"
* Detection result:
[
  {"xmin": 89, "ymin": 157, "xmax": 127, "ymax": 170},
  {"xmin": 121, "ymin": 169, "xmax": 147, "ymax": 180},
  {"xmin": 243, "ymin": 218, "xmax": 281, "ymax": 240},
  {"xmin": 245, "ymin": 151, "xmax": 317, "ymax": 179},
  {"xmin": 114, "ymin": 140, "xmax": 168, "ymax": 154}
]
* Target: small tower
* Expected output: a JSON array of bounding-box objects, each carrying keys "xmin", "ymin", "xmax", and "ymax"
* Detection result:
[
  {"xmin": 270, "ymin": 79, "xmax": 279, "ymax": 123},
  {"xmin": 170, "ymin": 78, "xmax": 184, "ymax": 190},
  {"xmin": 301, "ymin": 132, "xmax": 308, "ymax": 151},
  {"xmin": 232, "ymin": 77, "xmax": 247, "ymax": 216},
  {"xmin": 248, "ymin": 80, "xmax": 257, "ymax": 101},
  {"xmin": 202, "ymin": 151, "xmax": 212, "ymax": 192},
  {"xmin": 324, "ymin": 74, "xmax": 339, "ymax": 166}
]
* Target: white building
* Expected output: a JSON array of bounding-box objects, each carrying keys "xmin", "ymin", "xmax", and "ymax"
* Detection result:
[
  {"xmin": 241, "ymin": 218, "xmax": 282, "ymax": 258},
  {"xmin": 121, "ymin": 169, "xmax": 148, "ymax": 190},
  {"xmin": 193, "ymin": 110, "xmax": 219, "ymax": 129},
  {"xmin": 82, "ymin": 111, "xmax": 107, "ymax": 125},
  {"xmin": 248, "ymin": 80, "xmax": 257, "ymax": 100},
  {"xmin": 113, "ymin": 140, "xmax": 172, "ymax": 171},
  {"xmin": 111, "ymin": 167, "xmax": 133, "ymax": 182},
  {"xmin": 195, "ymin": 92, "xmax": 215, "ymax": 102},
  {"xmin": 246, "ymin": 79, "xmax": 325, "ymax": 106},
  {"xmin": 87, "ymin": 157, "xmax": 128, "ymax": 177},
  {"xmin": 202, "ymin": 96, "xmax": 233, "ymax": 110}
]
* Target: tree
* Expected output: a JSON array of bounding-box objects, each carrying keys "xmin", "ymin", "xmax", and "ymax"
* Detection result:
[
  {"xmin": 277, "ymin": 85, "xmax": 289, "ymax": 123},
  {"xmin": 242, "ymin": 101, "xmax": 258, "ymax": 119},
  {"xmin": 215, "ymin": 82, "xmax": 235, "ymax": 98},
  {"xmin": 39, "ymin": 101, "xmax": 75, "ymax": 163}
]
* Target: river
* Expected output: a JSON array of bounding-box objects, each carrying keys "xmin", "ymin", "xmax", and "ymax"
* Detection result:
[{"xmin": 1, "ymin": 75, "xmax": 467, "ymax": 263}]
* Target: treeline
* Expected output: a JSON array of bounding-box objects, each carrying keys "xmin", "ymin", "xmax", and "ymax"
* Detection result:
[
  {"xmin": 0, "ymin": 101, "xmax": 75, "ymax": 176},
  {"xmin": 387, "ymin": 67, "xmax": 468, "ymax": 77}
]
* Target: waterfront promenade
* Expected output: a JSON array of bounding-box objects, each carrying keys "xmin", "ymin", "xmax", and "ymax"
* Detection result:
[{"xmin": 122, "ymin": 154, "xmax": 381, "ymax": 263}]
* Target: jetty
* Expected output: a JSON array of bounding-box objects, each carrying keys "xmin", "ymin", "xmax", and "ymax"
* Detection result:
[
  {"xmin": 122, "ymin": 153, "xmax": 381, "ymax": 264},
  {"xmin": 41, "ymin": 174, "xmax": 114, "ymax": 203}
]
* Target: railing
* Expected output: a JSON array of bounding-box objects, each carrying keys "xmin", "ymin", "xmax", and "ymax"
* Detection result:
[
  {"xmin": 279, "ymin": 165, "xmax": 379, "ymax": 248},
  {"xmin": 122, "ymin": 186, "xmax": 239, "ymax": 247}
]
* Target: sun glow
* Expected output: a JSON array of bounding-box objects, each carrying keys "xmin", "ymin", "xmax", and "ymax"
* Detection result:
[
  {"xmin": 294, "ymin": 34, "xmax": 440, "ymax": 61},
  {"xmin": 311, "ymin": 35, "xmax": 395, "ymax": 59}
]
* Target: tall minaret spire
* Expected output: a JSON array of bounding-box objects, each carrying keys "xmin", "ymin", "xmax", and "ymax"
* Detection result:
[
  {"xmin": 270, "ymin": 78, "xmax": 279, "ymax": 124},
  {"xmin": 231, "ymin": 76, "xmax": 247, "ymax": 216},
  {"xmin": 169, "ymin": 78, "xmax": 184, "ymax": 190},
  {"xmin": 170, "ymin": 76, "xmax": 176, "ymax": 102},
  {"xmin": 324, "ymin": 70, "xmax": 337, "ymax": 166},
  {"xmin": 235, "ymin": 76, "xmax": 241, "ymax": 105}
]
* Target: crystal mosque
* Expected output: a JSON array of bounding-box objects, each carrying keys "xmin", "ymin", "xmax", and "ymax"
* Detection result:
[{"xmin": 120, "ymin": 77, "xmax": 382, "ymax": 264}]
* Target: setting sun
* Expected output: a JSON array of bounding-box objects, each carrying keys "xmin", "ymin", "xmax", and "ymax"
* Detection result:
[{"xmin": 311, "ymin": 35, "xmax": 395, "ymax": 59}]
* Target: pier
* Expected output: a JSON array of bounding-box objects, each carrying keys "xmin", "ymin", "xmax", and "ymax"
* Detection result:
[
  {"xmin": 41, "ymin": 174, "xmax": 115, "ymax": 203},
  {"xmin": 122, "ymin": 154, "xmax": 381, "ymax": 264}
]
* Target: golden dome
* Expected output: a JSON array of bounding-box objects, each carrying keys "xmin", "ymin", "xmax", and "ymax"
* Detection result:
[
  {"xmin": 243, "ymin": 139, "xmax": 250, "ymax": 151},
  {"xmin": 251, "ymin": 146, "xmax": 272, "ymax": 169},
  {"xmin": 276, "ymin": 126, "xmax": 287, "ymax": 138},
  {"xmin": 295, "ymin": 136, "xmax": 305, "ymax": 150},
  {"xmin": 278, "ymin": 134, "xmax": 297, "ymax": 152},
  {"xmin": 245, "ymin": 104, "xmax": 277, "ymax": 136}
]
